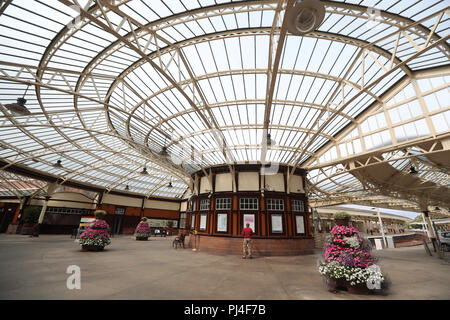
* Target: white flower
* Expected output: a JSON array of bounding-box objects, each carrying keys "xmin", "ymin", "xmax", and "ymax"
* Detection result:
[{"xmin": 344, "ymin": 235, "xmax": 361, "ymax": 248}]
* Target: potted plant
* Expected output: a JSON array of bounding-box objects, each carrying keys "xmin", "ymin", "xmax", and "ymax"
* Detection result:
[
  {"xmin": 134, "ymin": 217, "xmax": 151, "ymax": 241},
  {"xmin": 318, "ymin": 225, "xmax": 387, "ymax": 295},
  {"xmin": 333, "ymin": 211, "xmax": 351, "ymax": 226},
  {"xmin": 93, "ymin": 209, "xmax": 107, "ymax": 220},
  {"xmin": 21, "ymin": 206, "xmax": 41, "ymax": 235},
  {"xmin": 79, "ymin": 210, "xmax": 111, "ymax": 251}
]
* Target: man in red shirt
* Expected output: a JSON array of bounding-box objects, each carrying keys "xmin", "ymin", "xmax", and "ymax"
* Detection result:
[{"xmin": 242, "ymin": 223, "xmax": 254, "ymax": 259}]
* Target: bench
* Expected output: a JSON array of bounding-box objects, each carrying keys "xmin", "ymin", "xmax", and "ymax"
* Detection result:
[{"xmin": 172, "ymin": 233, "xmax": 186, "ymax": 249}]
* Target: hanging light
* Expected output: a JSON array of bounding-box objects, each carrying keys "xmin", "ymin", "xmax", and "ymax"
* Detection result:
[
  {"xmin": 266, "ymin": 133, "xmax": 272, "ymax": 147},
  {"xmin": 125, "ymin": 185, "xmax": 129, "ymax": 191},
  {"xmin": 168, "ymin": 182, "xmax": 173, "ymax": 188},
  {"xmin": 409, "ymin": 166, "xmax": 418, "ymax": 175},
  {"xmin": 5, "ymin": 85, "xmax": 31, "ymax": 116},
  {"xmin": 262, "ymin": 132, "xmax": 275, "ymax": 149},
  {"xmin": 287, "ymin": 0, "xmax": 325, "ymax": 36},
  {"xmin": 159, "ymin": 146, "xmax": 169, "ymax": 157},
  {"xmin": 53, "ymin": 159, "xmax": 62, "ymax": 168},
  {"xmin": 141, "ymin": 167, "xmax": 148, "ymax": 174}
]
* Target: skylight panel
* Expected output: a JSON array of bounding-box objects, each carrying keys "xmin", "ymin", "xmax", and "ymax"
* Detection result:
[
  {"xmin": 231, "ymin": 74, "xmax": 246, "ymax": 100},
  {"xmin": 293, "ymin": 37, "xmax": 316, "ymax": 71},
  {"xmin": 431, "ymin": 111, "xmax": 449, "ymax": 134},
  {"xmin": 221, "ymin": 13, "xmax": 238, "ymax": 30},
  {"xmin": 196, "ymin": 17, "xmax": 217, "ymax": 34},
  {"xmin": 235, "ymin": 11, "xmax": 249, "ymax": 29},
  {"xmin": 318, "ymin": 11, "xmax": 343, "ymax": 32},
  {"xmin": 198, "ymin": 0, "xmax": 216, "ymax": 7},
  {"xmin": 255, "ymin": 36, "xmax": 269, "ymax": 69},
  {"xmin": 184, "ymin": 19, "xmax": 207, "ymax": 37}
]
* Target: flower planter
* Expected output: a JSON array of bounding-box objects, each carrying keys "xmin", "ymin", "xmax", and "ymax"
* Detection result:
[
  {"xmin": 326, "ymin": 279, "xmax": 337, "ymax": 292},
  {"xmin": 78, "ymin": 219, "xmax": 111, "ymax": 251},
  {"xmin": 336, "ymin": 279, "xmax": 347, "ymax": 290},
  {"xmin": 6, "ymin": 223, "xmax": 19, "ymax": 234},
  {"xmin": 82, "ymin": 244, "xmax": 105, "ymax": 251},
  {"xmin": 21, "ymin": 223, "xmax": 34, "ymax": 235},
  {"xmin": 335, "ymin": 218, "xmax": 349, "ymax": 226},
  {"xmin": 136, "ymin": 236, "xmax": 148, "ymax": 241},
  {"xmin": 346, "ymin": 282, "xmax": 370, "ymax": 295}
]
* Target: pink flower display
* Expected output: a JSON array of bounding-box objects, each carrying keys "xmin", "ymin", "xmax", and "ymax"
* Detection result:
[
  {"xmin": 324, "ymin": 225, "xmax": 375, "ymax": 268},
  {"xmin": 134, "ymin": 220, "xmax": 151, "ymax": 237},
  {"xmin": 79, "ymin": 218, "xmax": 111, "ymax": 247}
]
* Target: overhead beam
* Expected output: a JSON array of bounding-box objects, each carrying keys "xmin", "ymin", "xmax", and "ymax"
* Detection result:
[{"xmin": 288, "ymin": 8, "xmax": 450, "ymax": 175}]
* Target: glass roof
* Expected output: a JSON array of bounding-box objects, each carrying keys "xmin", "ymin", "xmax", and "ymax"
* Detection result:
[{"xmin": 0, "ymin": 0, "xmax": 449, "ymax": 208}]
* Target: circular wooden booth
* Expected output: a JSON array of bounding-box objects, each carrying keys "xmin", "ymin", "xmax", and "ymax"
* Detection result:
[{"xmin": 179, "ymin": 164, "xmax": 314, "ymax": 256}]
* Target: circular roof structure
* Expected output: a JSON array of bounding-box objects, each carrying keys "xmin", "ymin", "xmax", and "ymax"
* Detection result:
[{"xmin": 0, "ymin": 0, "xmax": 449, "ymax": 213}]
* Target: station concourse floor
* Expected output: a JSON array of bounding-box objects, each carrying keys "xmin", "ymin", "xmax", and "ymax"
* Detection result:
[{"xmin": 0, "ymin": 234, "xmax": 449, "ymax": 300}]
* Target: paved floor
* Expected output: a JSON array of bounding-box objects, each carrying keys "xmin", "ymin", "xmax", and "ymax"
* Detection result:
[{"xmin": 0, "ymin": 234, "xmax": 449, "ymax": 300}]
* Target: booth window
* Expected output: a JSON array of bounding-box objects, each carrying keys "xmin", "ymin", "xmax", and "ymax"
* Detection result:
[
  {"xmin": 216, "ymin": 198, "xmax": 231, "ymax": 210},
  {"xmin": 239, "ymin": 198, "xmax": 258, "ymax": 210},
  {"xmin": 291, "ymin": 200, "xmax": 305, "ymax": 212},
  {"xmin": 267, "ymin": 198, "xmax": 284, "ymax": 211},
  {"xmin": 199, "ymin": 199, "xmax": 210, "ymax": 211}
]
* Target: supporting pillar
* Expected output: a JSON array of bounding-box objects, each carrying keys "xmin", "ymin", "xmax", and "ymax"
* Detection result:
[
  {"xmin": 96, "ymin": 191, "xmax": 105, "ymax": 210},
  {"xmin": 377, "ymin": 208, "xmax": 387, "ymax": 248},
  {"xmin": 141, "ymin": 197, "xmax": 145, "ymax": 218},
  {"xmin": 38, "ymin": 196, "xmax": 50, "ymax": 225},
  {"xmin": 423, "ymin": 210, "xmax": 437, "ymax": 252},
  {"xmin": 12, "ymin": 197, "xmax": 26, "ymax": 222}
]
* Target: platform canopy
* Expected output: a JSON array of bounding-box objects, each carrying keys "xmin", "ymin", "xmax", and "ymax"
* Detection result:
[{"xmin": 0, "ymin": 0, "xmax": 449, "ymax": 213}]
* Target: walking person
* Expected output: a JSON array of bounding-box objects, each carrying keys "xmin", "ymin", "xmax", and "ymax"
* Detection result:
[{"xmin": 242, "ymin": 223, "xmax": 254, "ymax": 259}]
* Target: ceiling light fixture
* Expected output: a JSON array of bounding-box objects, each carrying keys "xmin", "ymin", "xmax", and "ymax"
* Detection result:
[
  {"xmin": 409, "ymin": 166, "xmax": 418, "ymax": 175},
  {"xmin": 266, "ymin": 133, "xmax": 272, "ymax": 147},
  {"xmin": 159, "ymin": 146, "xmax": 169, "ymax": 157},
  {"xmin": 263, "ymin": 133, "xmax": 276, "ymax": 149},
  {"xmin": 141, "ymin": 167, "xmax": 148, "ymax": 175},
  {"xmin": 287, "ymin": 0, "xmax": 325, "ymax": 36},
  {"xmin": 53, "ymin": 159, "xmax": 62, "ymax": 168},
  {"xmin": 5, "ymin": 85, "xmax": 32, "ymax": 116},
  {"xmin": 125, "ymin": 185, "xmax": 129, "ymax": 191}
]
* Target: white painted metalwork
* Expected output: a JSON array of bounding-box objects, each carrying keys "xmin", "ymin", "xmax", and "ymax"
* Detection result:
[{"xmin": 0, "ymin": 0, "xmax": 448, "ymax": 211}]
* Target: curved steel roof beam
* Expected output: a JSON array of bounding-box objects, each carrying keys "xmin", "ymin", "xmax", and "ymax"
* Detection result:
[
  {"xmin": 0, "ymin": 71, "xmax": 190, "ymax": 182},
  {"xmin": 165, "ymin": 124, "xmax": 334, "ymax": 148},
  {"xmin": 135, "ymin": 68, "xmax": 363, "ymax": 147},
  {"xmin": 288, "ymin": 7, "xmax": 450, "ymax": 175},
  {"xmin": 170, "ymin": 143, "xmax": 316, "ymax": 165}
]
